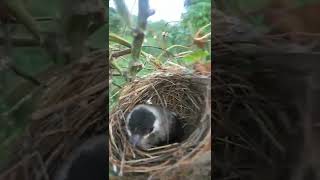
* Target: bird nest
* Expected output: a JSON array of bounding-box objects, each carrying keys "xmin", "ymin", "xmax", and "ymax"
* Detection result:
[
  {"xmin": 0, "ymin": 50, "xmax": 107, "ymax": 180},
  {"xmin": 109, "ymin": 68, "xmax": 211, "ymax": 178}
]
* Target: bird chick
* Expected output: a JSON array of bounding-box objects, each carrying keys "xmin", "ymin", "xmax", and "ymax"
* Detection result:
[{"xmin": 125, "ymin": 104, "xmax": 183, "ymax": 149}]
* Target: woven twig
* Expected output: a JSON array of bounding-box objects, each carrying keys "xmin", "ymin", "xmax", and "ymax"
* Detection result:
[{"xmin": 109, "ymin": 67, "xmax": 211, "ymax": 178}]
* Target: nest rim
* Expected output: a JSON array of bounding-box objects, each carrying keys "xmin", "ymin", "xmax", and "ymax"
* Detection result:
[{"xmin": 109, "ymin": 69, "xmax": 211, "ymax": 176}]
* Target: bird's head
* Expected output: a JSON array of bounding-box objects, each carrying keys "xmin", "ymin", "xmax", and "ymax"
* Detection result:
[{"xmin": 125, "ymin": 104, "xmax": 160, "ymax": 148}]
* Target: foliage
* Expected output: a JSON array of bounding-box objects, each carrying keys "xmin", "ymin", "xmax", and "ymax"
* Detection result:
[
  {"xmin": 183, "ymin": 49, "xmax": 209, "ymax": 63},
  {"xmin": 181, "ymin": 0, "xmax": 211, "ymax": 31},
  {"xmin": 109, "ymin": 1, "xmax": 211, "ymax": 111},
  {"xmin": 166, "ymin": 24, "xmax": 192, "ymax": 49},
  {"xmin": 109, "ymin": 7, "xmax": 123, "ymax": 33}
]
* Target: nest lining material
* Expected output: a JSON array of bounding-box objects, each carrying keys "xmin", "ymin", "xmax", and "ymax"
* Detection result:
[{"xmin": 109, "ymin": 68, "xmax": 211, "ymax": 176}]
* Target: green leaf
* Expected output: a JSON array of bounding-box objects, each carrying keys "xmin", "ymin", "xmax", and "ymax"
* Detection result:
[{"xmin": 182, "ymin": 50, "xmax": 209, "ymax": 63}]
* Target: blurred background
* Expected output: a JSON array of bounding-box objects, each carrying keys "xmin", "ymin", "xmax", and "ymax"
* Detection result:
[{"xmin": 0, "ymin": 0, "xmax": 107, "ymax": 172}]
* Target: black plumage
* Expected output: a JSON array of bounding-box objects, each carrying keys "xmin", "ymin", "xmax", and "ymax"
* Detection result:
[
  {"xmin": 127, "ymin": 107, "xmax": 156, "ymax": 136},
  {"xmin": 126, "ymin": 104, "xmax": 183, "ymax": 149}
]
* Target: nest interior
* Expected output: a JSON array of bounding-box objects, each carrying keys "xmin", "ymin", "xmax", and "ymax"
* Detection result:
[{"xmin": 109, "ymin": 69, "xmax": 211, "ymax": 177}]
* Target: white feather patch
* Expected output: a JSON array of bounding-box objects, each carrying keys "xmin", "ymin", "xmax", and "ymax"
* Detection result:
[
  {"xmin": 126, "ymin": 104, "xmax": 161, "ymax": 136},
  {"xmin": 153, "ymin": 118, "xmax": 160, "ymax": 132},
  {"xmin": 146, "ymin": 98, "xmax": 153, "ymax": 104}
]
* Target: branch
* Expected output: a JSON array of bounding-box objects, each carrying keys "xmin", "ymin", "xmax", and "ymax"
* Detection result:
[
  {"xmin": 1, "ymin": 86, "xmax": 42, "ymax": 117},
  {"xmin": 3, "ymin": 0, "xmax": 42, "ymax": 43},
  {"xmin": 8, "ymin": 62, "xmax": 43, "ymax": 86},
  {"xmin": 1, "ymin": 23, "xmax": 43, "ymax": 86},
  {"xmin": 137, "ymin": 0, "xmax": 155, "ymax": 31},
  {"xmin": 0, "ymin": 36, "xmax": 40, "ymax": 46},
  {"xmin": 109, "ymin": 33, "xmax": 131, "ymax": 48},
  {"xmin": 129, "ymin": 0, "xmax": 154, "ymax": 78},
  {"xmin": 110, "ymin": 48, "xmax": 131, "ymax": 59}
]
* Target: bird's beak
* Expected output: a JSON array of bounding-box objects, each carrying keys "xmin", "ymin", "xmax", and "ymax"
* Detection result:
[{"xmin": 130, "ymin": 135, "xmax": 142, "ymax": 147}]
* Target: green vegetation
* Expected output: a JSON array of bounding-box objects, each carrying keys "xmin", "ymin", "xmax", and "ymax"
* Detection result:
[
  {"xmin": 109, "ymin": 0, "xmax": 211, "ymax": 112},
  {"xmin": 0, "ymin": 0, "xmax": 107, "ymax": 170},
  {"xmin": 182, "ymin": 0, "xmax": 211, "ymax": 30}
]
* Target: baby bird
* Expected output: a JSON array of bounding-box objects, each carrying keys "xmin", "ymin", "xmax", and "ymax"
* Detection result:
[{"xmin": 125, "ymin": 104, "xmax": 183, "ymax": 149}]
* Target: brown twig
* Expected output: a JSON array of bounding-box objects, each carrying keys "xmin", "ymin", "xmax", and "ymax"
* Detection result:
[{"xmin": 129, "ymin": 0, "xmax": 155, "ymax": 78}]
